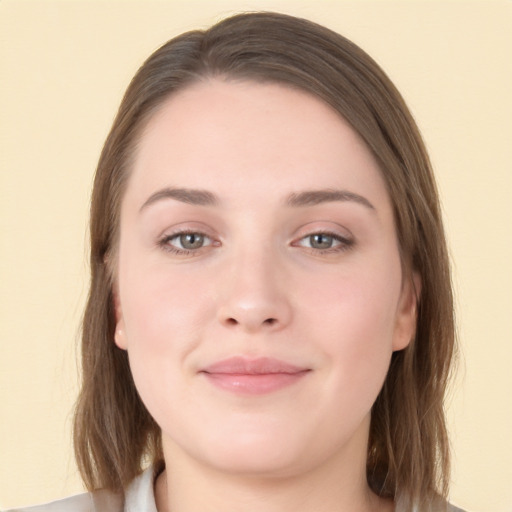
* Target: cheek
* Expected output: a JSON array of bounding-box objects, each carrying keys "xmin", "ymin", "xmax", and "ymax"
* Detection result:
[
  {"xmin": 120, "ymin": 255, "xmax": 213, "ymax": 344},
  {"xmin": 306, "ymin": 266, "xmax": 400, "ymax": 339},
  {"xmin": 117, "ymin": 251, "xmax": 216, "ymax": 382},
  {"xmin": 118, "ymin": 267, "xmax": 216, "ymax": 427},
  {"xmin": 301, "ymin": 260, "xmax": 401, "ymax": 389}
]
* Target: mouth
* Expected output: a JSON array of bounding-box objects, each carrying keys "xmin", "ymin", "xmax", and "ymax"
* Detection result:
[{"xmin": 199, "ymin": 356, "xmax": 311, "ymax": 395}]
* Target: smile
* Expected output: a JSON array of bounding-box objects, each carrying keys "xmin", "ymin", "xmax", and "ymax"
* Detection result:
[{"xmin": 200, "ymin": 357, "xmax": 311, "ymax": 395}]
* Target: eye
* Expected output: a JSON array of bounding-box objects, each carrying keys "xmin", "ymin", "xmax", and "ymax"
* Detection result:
[
  {"xmin": 303, "ymin": 233, "xmax": 338, "ymax": 250},
  {"xmin": 295, "ymin": 231, "xmax": 353, "ymax": 253},
  {"xmin": 159, "ymin": 231, "xmax": 214, "ymax": 254},
  {"xmin": 175, "ymin": 233, "xmax": 208, "ymax": 250}
]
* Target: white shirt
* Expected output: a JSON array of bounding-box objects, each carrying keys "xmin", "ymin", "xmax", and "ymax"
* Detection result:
[
  {"xmin": 2, "ymin": 466, "xmax": 157, "ymax": 512},
  {"xmin": 3, "ymin": 467, "xmax": 467, "ymax": 512}
]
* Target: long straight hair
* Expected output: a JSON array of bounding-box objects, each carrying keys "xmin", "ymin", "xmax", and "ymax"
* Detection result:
[{"xmin": 74, "ymin": 12, "xmax": 456, "ymax": 510}]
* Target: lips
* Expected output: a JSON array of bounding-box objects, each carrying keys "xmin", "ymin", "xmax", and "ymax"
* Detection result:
[{"xmin": 200, "ymin": 357, "xmax": 310, "ymax": 395}]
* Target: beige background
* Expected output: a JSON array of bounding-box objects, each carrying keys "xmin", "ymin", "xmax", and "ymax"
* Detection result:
[{"xmin": 1, "ymin": 1, "xmax": 511, "ymax": 511}]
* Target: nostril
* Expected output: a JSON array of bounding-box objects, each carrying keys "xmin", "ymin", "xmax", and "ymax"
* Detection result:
[{"xmin": 224, "ymin": 317, "xmax": 278, "ymax": 328}]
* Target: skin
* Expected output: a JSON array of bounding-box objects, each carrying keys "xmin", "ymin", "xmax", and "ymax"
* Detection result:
[{"xmin": 114, "ymin": 79, "xmax": 419, "ymax": 512}]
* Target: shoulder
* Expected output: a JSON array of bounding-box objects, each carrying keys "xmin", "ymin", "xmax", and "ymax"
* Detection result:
[
  {"xmin": 429, "ymin": 503, "xmax": 469, "ymax": 512},
  {"xmin": 402, "ymin": 501, "xmax": 469, "ymax": 512},
  {"xmin": 1, "ymin": 489, "xmax": 122, "ymax": 512},
  {"xmin": 1, "ymin": 489, "xmax": 121, "ymax": 512},
  {"xmin": 2, "ymin": 466, "xmax": 156, "ymax": 512}
]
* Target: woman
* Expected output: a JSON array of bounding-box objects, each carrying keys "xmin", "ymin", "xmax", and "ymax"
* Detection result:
[{"xmin": 8, "ymin": 11, "xmax": 461, "ymax": 512}]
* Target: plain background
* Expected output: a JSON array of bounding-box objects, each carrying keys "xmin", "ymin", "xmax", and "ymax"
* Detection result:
[{"xmin": 0, "ymin": 1, "xmax": 511, "ymax": 511}]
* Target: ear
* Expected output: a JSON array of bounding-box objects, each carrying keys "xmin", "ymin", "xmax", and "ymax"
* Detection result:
[
  {"xmin": 392, "ymin": 271, "xmax": 421, "ymax": 351},
  {"xmin": 113, "ymin": 288, "xmax": 128, "ymax": 350}
]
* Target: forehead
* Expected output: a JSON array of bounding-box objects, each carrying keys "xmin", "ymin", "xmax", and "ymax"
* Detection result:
[{"xmin": 126, "ymin": 79, "xmax": 390, "ymax": 212}]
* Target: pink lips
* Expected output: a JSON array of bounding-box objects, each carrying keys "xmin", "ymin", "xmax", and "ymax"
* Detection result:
[{"xmin": 200, "ymin": 357, "xmax": 310, "ymax": 395}]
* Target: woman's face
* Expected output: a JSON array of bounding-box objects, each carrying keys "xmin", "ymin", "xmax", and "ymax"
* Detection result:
[{"xmin": 114, "ymin": 79, "xmax": 418, "ymax": 477}]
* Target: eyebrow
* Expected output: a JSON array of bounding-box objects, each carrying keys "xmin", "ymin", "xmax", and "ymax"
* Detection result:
[
  {"xmin": 140, "ymin": 187, "xmax": 218, "ymax": 211},
  {"xmin": 139, "ymin": 187, "xmax": 375, "ymax": 212},
  {"xmin": 286, "ymin": 189, "xmax": 375, "ymax": 210}
]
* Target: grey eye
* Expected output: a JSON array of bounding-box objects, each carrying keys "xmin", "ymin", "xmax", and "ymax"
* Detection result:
[
  {"xmin": 178, "ymin": 233, "xmax": 206, "ymax": 249},
  {"xmin": 308, "ymin": 234, "xmax": 335, "ymax": 249}
]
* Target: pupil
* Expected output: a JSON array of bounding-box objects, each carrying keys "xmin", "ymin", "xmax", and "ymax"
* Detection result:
[
  {"xmin": 180, "ymin": 233, "xmax": 204, "ymax": 249},
  {"xmin": 311, "ymin": 234, "xmax": 332, "ymax": 249}
]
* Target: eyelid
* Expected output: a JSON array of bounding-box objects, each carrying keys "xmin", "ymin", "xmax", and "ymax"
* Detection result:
[
  {"xmin": 168, "ymin": 231, "xmax": 213, "ymax": 248},
  {"xmin": 290, "ymin": 224, "xmax": 355, "ymax": 254},
  {"xmin": 155, "ymin": 222, "xmax": 354, "ymax": 256},
  {"xmin": 156, "ymin": 220, "xmax": 219, "ymax": 243},
  {"xmin": 291, "ymin": 221, "xmax": 353, "ymax": 241},
  {"xmin": 157, "ymin": 225, "xmax": 220, "ymax": 255},
  {"xmin": 296, "ymin": 232, "xmax": 344, "ymax": 247},
  {"xmin": 294, "ymin": 231, "xmax": 352, "ymax": 245}
]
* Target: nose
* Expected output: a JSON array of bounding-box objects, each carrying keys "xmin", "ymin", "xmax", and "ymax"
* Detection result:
[{"xmin": 216, "ymin": 251, "xmax": 292, "ymax": 334}]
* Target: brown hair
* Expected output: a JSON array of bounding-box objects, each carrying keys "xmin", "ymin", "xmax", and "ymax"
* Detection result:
[{"xmin": 74, "ymin": 11, "xmax": 456, "ymax": 510}]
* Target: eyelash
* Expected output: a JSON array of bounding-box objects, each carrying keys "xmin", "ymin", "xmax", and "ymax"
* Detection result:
[
  {"xmin": 158, "ymin": 230, "xmax": 216, "ymax": 256},
  {"xmin": 294, "ymin": 230, "xmax": 354, "ymax": 255},
  {"xmin": 157, "ymin": 230, "xmax": 354, "ymax": 256}
]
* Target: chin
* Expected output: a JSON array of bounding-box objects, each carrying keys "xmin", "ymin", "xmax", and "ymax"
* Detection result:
[
  {"xmin": 168, "ymin": 424, "xmax": 314, "ymax": 478},
  {"xmin": 203, "ymin": 443, "xmax": 308, "ymax": 477}
]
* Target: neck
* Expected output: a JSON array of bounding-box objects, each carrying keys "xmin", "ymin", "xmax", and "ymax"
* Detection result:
[{"xmin": 154, "ymin": 440, "xmax": 393, "ymax": 512}]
